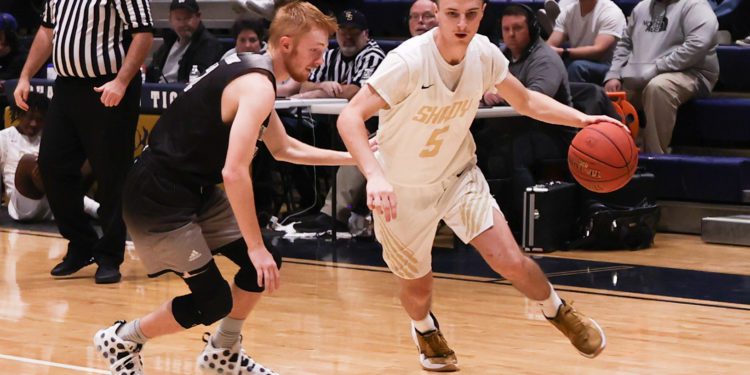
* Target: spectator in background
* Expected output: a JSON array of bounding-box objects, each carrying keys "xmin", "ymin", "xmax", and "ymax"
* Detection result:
[
  {"xmin": 0, "ymin": 13, "xmax": 26, "ymax": 124},
  {"xmin": 0, "ymin": 13, "xmax": 24, "ymax": 84},
  {"xmin": 296, "ymin": 9, "xmax": 385, "ymax": 100},
  {"xmin": 408, "ymin": 0, "xmax": 438, "ymax": 38},
  {"xmin": 604, "ymin": 0, "xmax": 719, "ymax": 154},
  {"xmin": 146, "ymin": 0, "xmax": 224, "ymax": 83},
  {"xmin": 221, "ymin": 16, "xmax": 267, "ymax": 59},
  {"xmin": 1, "ymin": 92, "xmax": 100, "ymax": 222},
  {"xmin": 479, "ymin": 4, "xmax": 574, "ymax": 235},
  {"xmin": 1, "ymin": 0, "xmax": 41, "ymax": 35},
  {"xmin": 547, "ymin": 0, "xmax": 625, "ymax": 84},
  {"xmin": 485, "ymin": 5, "xmax": 571, "ymax": 106}
]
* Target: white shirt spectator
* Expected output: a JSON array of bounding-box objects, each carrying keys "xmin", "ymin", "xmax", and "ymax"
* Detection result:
[{"xmin": 554, "ymin": 0, "xmax": 626, "ymax": 62}]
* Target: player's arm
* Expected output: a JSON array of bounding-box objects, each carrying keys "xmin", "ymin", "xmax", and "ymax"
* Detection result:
[
  {"xmin": 497, "ymin": 73, "xmax": 622, "ymax": 129},
  {"xmin": 222, "ymin": 74, "xmax": 279, "ymax": 292},
  {"xmin": 338, "ymin": 84, "xmax": 398, "ymax": 221},
  {"xmin": 338, "ymin": 85, "xmax": 386, "ymax": 182},
  {"xmin": 262, "ymin": 110, "xmax": 357, "ymax": 166}
]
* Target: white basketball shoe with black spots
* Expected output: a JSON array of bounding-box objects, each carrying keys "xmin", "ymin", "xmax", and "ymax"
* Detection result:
[
  {"xmin": 94, "ymin": 321, "xmax": 144, "ymax": 375},
  {"xmin": 197, "ymin": 333, "xmax": 279, "ymax": 375}
]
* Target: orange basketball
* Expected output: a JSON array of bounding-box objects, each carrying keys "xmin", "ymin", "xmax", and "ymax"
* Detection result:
[{"xmin": 568, "ymin": 122, "xmax": 638, "ymax": 193}]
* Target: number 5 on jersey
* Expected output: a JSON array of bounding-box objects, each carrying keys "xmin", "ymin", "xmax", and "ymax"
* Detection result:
[{"xmin": 420, "ymin": 126, "xmax": 449, "ymax": 158}]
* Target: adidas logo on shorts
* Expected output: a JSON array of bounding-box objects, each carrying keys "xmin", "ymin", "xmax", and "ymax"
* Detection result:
[{"xmin": 188, "ymin": 250, "xmax": 201, "ymax": 262}]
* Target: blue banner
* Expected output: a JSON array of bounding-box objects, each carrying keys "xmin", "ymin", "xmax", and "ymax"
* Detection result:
[{"xmin": 5, "ymin": 79, "xmax": 186, "ymax": 115}]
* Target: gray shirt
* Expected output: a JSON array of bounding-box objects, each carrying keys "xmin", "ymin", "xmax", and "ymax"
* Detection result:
[
  {"xmin": 503, "ymin": 38, "xmax": 572, "ymax": 106},
  {"xmin": 604, "ymin": 0, "xmax": 719, "ymax": 94}
]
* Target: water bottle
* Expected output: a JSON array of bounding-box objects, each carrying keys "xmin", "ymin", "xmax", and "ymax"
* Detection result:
[
  {"xmin": 46, "ymin": 63, "xmax": 57, "ymax": 80},
  {"xmin": 188, "ymin": 65, "xmax": 200, "ymax": 84}
]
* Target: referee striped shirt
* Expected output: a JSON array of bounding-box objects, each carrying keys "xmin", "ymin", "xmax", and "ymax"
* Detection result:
[
  {"xmin": 309, "ymin": 39, "xmax": 385, "ymax": 86},
  {"xmin": 42, "ymin": 0, "xmax": 153, "ymax": 78}
]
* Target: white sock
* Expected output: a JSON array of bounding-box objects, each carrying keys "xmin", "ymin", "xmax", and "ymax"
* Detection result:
[
  {"xmin": 412, "ymin": 313, "xmax": 437, "ymax": 334},
  {"xmin": 537, "ymin": 283, "xmax": 563, "ymax": 319},
  {"xmin": 83, "ymin": 196, "xmax": 100, "ymax": 219},
  {"xmin": 116, "ymin": 319, "xmax": 149, "ymax": 345}
]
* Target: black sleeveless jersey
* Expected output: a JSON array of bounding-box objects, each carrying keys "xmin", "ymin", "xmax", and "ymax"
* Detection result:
[{"xmin": 147, "ymin": 53, "xmax": 276, "ymax": 186}]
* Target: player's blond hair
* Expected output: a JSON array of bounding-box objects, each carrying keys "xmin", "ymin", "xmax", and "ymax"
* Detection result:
[{"xmin": 268, "ymin": 1, "xmax": 337, "ymax": 50}]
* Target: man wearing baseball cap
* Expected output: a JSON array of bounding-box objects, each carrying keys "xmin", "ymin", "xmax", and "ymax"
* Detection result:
[
  {"xmin": 297, "ymin": 9, "xmax": 385, "ymax": 100},
  {"xmin": 146, "ymin": 0, "xmax": 224, "ymax": 83}
]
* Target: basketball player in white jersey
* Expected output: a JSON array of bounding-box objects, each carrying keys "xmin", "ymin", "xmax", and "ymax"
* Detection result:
[{"xmin": 338, "ymin": 0, "xmax": 621, "ymax": 371}]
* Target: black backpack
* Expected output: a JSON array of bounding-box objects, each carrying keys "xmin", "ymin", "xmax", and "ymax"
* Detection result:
[{"xmin": 569, "ymin": 199, "xmax": 660, "ymax": 250}]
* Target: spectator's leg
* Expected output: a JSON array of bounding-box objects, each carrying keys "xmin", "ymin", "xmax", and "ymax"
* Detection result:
[
  {"xmin": 641, "ymin": 72, "xmax": 700, "ymax": 154},
  {"xmin": 320, "ymin": 165, "xmax": 367, "ymax": 223},
  {"xmin": 567, "ymin": 60, "xmax": 611, "ymax": 85}
]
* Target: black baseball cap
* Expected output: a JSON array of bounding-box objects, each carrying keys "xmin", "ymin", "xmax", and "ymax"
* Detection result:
[
  {"xmin": 337, "ymin": 9, "xmax": 368, "ymax": 30},
  {"xmin": 170, "ymin": 0, "xmax": 200, "ymax": 13}
]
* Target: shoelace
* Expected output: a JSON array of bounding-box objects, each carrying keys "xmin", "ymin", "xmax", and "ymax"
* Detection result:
[
  {"xmin": 561, "ymin": 303, "xmax": 590, "ymax": 341},
  {"xmin": 423, "ymin": 331, "xmax": 454, "ymax": 357}
]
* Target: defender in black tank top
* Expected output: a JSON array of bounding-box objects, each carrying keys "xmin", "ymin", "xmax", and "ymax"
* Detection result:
[
  {"xmin": 94, "ymin": 3, "xmax": 351, "ymax": 374},
  {"xmin": 148, "ymin": 53, "xmax": 276, "ymax": 186}
]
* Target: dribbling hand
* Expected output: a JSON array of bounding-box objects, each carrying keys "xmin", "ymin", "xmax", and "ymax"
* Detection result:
[{"xmin": 580, "ymin": 114, "xmax": 630, "ymax": 134}]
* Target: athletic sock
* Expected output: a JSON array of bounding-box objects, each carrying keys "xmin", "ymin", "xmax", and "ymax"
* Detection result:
[
  {"xmin": 212, "ymin": 316, "xmax": 245, "ymax": 348},
  {"xmin": 116, "ymin": 319, "xmax": 149, "ymax": 345},
  {"xmin": 537, "ymin": 282, "xmax": 564, "ymax": 319},
  {"xmin": 412, "ymin": 313, "xmax": 437, "ymax": 334}
]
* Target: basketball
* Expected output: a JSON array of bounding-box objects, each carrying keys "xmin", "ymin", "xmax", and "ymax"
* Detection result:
[{"xmin": 568, "ymin": 122, "xmax": 638, "ymax": 193}]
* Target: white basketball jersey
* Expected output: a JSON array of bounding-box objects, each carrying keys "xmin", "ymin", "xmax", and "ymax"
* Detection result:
[{"xmin": 367, "ymin": 29, "xmax": 509, "ymax": 186}]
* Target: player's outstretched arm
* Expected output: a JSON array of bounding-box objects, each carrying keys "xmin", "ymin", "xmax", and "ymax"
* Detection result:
[
  {"xmin": 338, "ymin": 84, "xmax": 398, "ymax": 221},
  {"xmin": 263, "ymin": 110, "xmax": 358, "ymax": 166},
  {"xmin": 498, "ymin": 73, "xmax": 623, "ymax": 129},
  {"xmin": 223, "ymin": 74, "xmax": 279, "ymax": 292},
  {"xmin": 337, "ymin": 84, "xmax": 386, "ymax": 180}
]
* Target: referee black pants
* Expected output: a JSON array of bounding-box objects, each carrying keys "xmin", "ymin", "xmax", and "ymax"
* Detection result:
[{"xmin": 39, "ymin": 75, "xmax": 140, "ymax": 268}]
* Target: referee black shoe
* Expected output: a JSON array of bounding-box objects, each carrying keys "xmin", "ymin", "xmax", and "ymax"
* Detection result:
[
  {"xmin": 95, "ymin": 265, "xmax": 122, "ymax": 284},
  {"xmin": 50, "ymin": 256, "xmax": 94, "ymax": 277}
]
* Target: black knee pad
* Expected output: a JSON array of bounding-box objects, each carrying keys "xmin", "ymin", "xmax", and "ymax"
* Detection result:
[
  {"xmin": 171, "ymin": 261, "xmax": 233, "ymax": 328},
  {"xmin": 234, "ymin": 246, "xmax": 282, "ymax": 293}
]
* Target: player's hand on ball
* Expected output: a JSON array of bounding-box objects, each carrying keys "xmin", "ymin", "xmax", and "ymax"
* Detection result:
[
  {"xmin": 248, "ymin": 247, "xmax": 280, "ymax": 293},
  {"xmin": 367, "ymin": 175, "xmax": 397, "ymax": 222},
  {"xmin": 581, "ymin": 115, "xmax": 629, "ymax": 133}
]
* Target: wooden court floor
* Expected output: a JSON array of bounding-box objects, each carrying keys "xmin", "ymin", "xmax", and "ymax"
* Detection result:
[{"xmin": 0, "ymin": 228, "xmax": 748, "ymax": 374}]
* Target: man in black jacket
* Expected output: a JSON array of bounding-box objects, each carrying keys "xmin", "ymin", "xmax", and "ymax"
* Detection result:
[{"xmin": 146, "ymin": 0, "xmax": 224, "ymax": 83}]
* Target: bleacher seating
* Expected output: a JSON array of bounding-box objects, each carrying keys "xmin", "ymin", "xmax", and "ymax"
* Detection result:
[
  {"xmin": 639, "ymin": 153, "xmax": 750, "ymax": 204},
  {"xmin": 672, "ymin": 97, "xmax": 750, "ymax": 149},
  {"xmin": 715, "ymin": 45, "xmax": 750, "ymax": 92}
]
